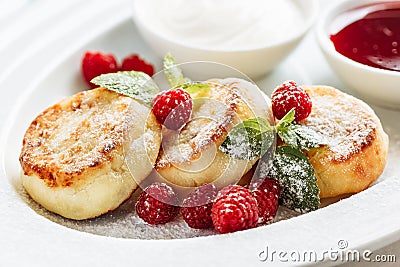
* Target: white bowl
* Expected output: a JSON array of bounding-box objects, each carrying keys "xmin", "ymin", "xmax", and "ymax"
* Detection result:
[
  {"xmin": 132, "ymin": 0, "xmax": 318, "ymax": 79},
  {"xmin": 316, "ymin": 0, "xmax": 400, "ymax": 110}
]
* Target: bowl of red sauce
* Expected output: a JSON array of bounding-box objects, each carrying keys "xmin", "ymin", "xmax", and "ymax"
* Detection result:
[{"xmin": 317, "ymin": 0, "xmax": 400, "ymax": 109}]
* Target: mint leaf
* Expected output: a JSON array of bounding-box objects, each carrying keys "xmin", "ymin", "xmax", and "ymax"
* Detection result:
[
  {"xmin": 276, "ymin": 109, "xmax": 325, "ymax": 150},
  {"xmin": 91, "ymin": 71, "xmax": 159, "ymax": 105},
  {"xmin": 280, "ymin": 123, "xmax": 326, "ymax": 150},
  {"xmin": 183, "ymin": 82, "xmax": 212, "ymax": 94},
  {"xmin": 163, "ymin": 54, "xmax": 211, "ymax": 95},
  {"xmin": 163, "ymin": 53, "xmax": 189, "ymax": 88},
  {"xmin": 276, "ymin": 108, "xmax": 296, "ymax": 128},
  {"xmin": 271, "ymin": 146, "xmax": 320, "ymax": 213},
  {"xmin": 219, "ymin": 117, "xmax": 275, "ymax": 160}
]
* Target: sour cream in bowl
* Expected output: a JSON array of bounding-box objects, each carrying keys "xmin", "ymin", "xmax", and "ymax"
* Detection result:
[{"xmin": 132, "ymin": 0, "xmax": 318, "ymax": 79}]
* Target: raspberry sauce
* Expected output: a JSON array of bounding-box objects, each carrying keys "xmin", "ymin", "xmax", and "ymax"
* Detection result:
[{"xmin": 330, "ymin": 4, "xmax": 400, "ymax": 72}]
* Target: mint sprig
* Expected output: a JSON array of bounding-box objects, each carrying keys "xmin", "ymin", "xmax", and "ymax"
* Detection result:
[
  {"xmin": 219, "ymin": 117, "xmax": 275, "ymax": 160},
  {"xmin": 183, "ymin": 82, "xmax": 212, "ymax": 94},
  {"xmin": 219, "ymin": 108, "xmax": 324, "ymax": 213},
  {"xmin": 91, "ymin": 71, "xmax": 159, "ymax": 105},
  {"xmin": 219, "ymin": 108, "xmax": 326, "ymax": 160},
  {"xmin": 163, "ymin": 53, "xmax": 190, "ymax": 88},
  {"xmin": 163, "ymin": 53, "xmax": 211, "ymax": 95},
  {"xmin": 270, "ymin": 146, "xmax": 320, "ymax": 213},
  {"xmin": 276, "ymin": 109, "xmax": 326, "ymax": 150}
]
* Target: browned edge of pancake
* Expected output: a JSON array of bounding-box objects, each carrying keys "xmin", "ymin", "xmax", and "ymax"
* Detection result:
[{"xmin": 19, "ymin": 88, "xmax": 133, "ymax": 188}]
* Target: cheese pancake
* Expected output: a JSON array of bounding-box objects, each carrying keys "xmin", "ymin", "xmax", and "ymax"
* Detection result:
[
  {"xmin": 301, "ymin": 86, "xmax": 388, "ymax": 198},
  {"xmin": 20, "ymin": 88, "xmax": 161, "ymax": 220},
  {"xmin": 152, "ymin": 78, "xmax": 273, "ymax": 189}
]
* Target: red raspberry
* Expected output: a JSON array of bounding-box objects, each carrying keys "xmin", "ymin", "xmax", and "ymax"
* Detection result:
[
  {"xmin": 181, "ymin": 184, "xmax": 218, "ymax": 229},
  {"xmin": 135, "ymin": 182, "xmax": 179, "ymax": 225},
  {"xmin": 250, "ymin": 178, "xmax": 281, "ymax": 224},
  {"xmin": 120, "ymin": 54, "xmax": 155, "ymax": 77},
  {"xmin": 271, "ymin": 80, "xmax": 312, "ymax": 121},
  {"xmin": 151, "ymin": 88, "xmax": 193, "ymax": 130},
  {"xmin": 81, "ymin": 51, "xmax": 118, "ymax": 88},
  {"xmin": 211, "ymin": 185, "xmax": 259, "ymax": 234}
]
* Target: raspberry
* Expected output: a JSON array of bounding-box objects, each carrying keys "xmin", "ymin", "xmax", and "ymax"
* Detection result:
[
  {"xmin": 135, "ymin": 182, "xmax": 179, "ymax": 225},
  {"xmin": 181, "ymin": 184, "xmax": 218, "ymax": 229},
  {"xmin": 271, "ymin": 80, "xmax": 312, "ymax": 121},
  {"xmin": 152, "ymin": 88, "xmax": 193, "ymax": 130},
  {"xmin": 120, "ymin": 54, "xmax": 154, "ymax": 77},
  {"xmin": 81, "ymin": 51, "xmax": 118, "ymax": 88},
  {"xmin": 211, "ymin": 185, "xmax": 259, "ymax": 234},
  {"xmin": 250, "ymin": 178, "xmax": 281, "ymax": 224}
]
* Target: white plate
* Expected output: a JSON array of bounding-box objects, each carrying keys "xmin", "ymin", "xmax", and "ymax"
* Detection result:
[{"xmin": 0, "ymin": 0, "xmax": 399, "ymax": 266}]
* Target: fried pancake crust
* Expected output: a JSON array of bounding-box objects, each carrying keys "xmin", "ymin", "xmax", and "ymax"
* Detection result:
[
  {"xmin": 20, "ymin": 88, "xmax": 161, "ymax": 219},
  {"xmin": 301, "ymin": 86, "xmax": 388, "ymax": 198},
  {"xmin": 153, "ymin": 78, "xmax": 272, "ymax": 188}
]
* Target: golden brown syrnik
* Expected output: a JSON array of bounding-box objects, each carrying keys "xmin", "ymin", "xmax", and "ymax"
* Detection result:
[
  {"xmin": 20, "ymin": 88, "xmax": 161, "ymax": 220},
  {"xmin": 152, "ymin": 78, "xmax": 272, "ymax": 189},
  {"xmin": 301, "ymin": 86, "xmax": 389, "ymax": 198}
]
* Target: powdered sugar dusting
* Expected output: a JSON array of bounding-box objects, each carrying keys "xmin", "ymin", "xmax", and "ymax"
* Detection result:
[
  {"xmin": 15, "ymin": 180, "xmax": 300, "ymax": 239},
  {"xmin": 14, "ymin": 84, "xmax": 399, "ymax": 240},
  {"xmin": 19, "ymin": 89, "xmax": 141, "ymax": 186},
  {"xmin": 14, "ymin": 127, "xmax": 399, "ymax": 240},
  {"xmin": 156, "ymin": 80, "xmax": 242, "ymax": 168},
  {"xmin": 302, "ymin": 87, "xmax": 377, "ymax": 162}
]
